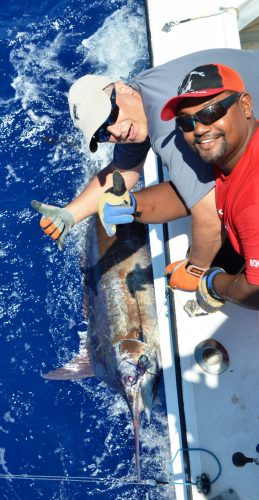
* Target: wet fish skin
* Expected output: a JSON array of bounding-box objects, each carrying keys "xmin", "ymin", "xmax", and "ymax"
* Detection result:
[
  {"xmin": 43, "ymin": 171, "xmax": 162, "ymax": 479},
  {"xmin": 82, "ymin": 216, "xmax": 162, "ymax": 417}
]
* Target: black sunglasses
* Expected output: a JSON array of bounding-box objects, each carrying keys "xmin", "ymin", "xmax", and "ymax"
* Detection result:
[
  {"xmin": 90, "ymin": 88, "xmax": 119, "ymax": 151},
  {"xmin": 176, "ymin": 92, "xmax": 242, "ymax": 132}
]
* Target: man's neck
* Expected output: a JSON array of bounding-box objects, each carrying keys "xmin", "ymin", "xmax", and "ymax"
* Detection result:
[{"xmin": 218, "ymin": 121, "xmax": 258, "ymax": 175}]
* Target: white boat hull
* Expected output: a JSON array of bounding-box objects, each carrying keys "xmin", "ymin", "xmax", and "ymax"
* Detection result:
[{"xmin": 144, "ymin": 2, "xmax": 259, "ymax": 498}]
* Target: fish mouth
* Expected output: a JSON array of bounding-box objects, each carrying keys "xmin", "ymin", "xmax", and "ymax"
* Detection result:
[
  {"xmin": 124, "ymin": 373, "xmax": 159, "ymax": 481},
  {"xmin": 124, "ymin": 382, "xmax": 142, "ymax": 481},
  {"xmin": 117, "ymin": 339, "xmax": 160, "ymax": 480},
  {"xmin": 117, "ymin": 339, "xmax": 159, "ymax": 419}
]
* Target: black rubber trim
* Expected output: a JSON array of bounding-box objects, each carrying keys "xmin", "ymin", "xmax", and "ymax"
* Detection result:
[{"xmin": 143, "ymin": 0, "xmax": 154, "ymax": 67}]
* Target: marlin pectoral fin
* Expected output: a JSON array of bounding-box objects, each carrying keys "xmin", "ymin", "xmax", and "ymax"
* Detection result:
[
  {"xmin": 42, "ymin": 352, "xmax": 95, "ymax": 380},
  {"xmin": 119, "ymin": 339, "xmax": 147, "ymax": 357},
  {"xmin": 112, "ymin": 170, "xmax": 127, "ymax": 197},
  {"xmin": 112, "ymin": 327, "xmax": 141, "ymax": 345}
]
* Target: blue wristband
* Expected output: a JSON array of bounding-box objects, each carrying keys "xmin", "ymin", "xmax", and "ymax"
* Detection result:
[
  {"xmin": 129, "ymin": 192, "xmax": 136, "ymax": 212},
  {"xmin": 206, "ymin": 268, "xmax": 226, "ymax": 300}
]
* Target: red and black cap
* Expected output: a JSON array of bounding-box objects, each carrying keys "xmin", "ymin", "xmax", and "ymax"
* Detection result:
[{"xmin": 161, "ymin": 63, "xmax": 246, "ymax": 121}]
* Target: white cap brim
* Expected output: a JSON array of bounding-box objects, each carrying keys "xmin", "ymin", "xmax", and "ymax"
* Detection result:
[{"xmin": 68, "ymin": 75, "xmax": 115, "ymax": 152}]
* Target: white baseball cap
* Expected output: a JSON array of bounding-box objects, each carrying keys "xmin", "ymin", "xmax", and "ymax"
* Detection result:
[{"xmin": 68, "ymin": 74, "xmax": 115, "ymax": 152}]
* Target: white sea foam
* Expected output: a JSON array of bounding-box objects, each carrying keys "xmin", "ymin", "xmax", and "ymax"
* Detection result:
[
  {"xmin": 2, "ymin": 3, "xmax": 169, "ymax": 496},
  {"xmin": 10, "ymin": 31, "xmax": 73, "ymax": 113},
  {"xmin": 3, "ymin": 412, "xmax": 15, "ymax": 424},
  {"xmin": 0, "ymin": 448, "xmax": 11, "ymax": 475},
  {"xmin": 81, "ymin": 4, "xmax": 148, "ymax": 80},
  {"xmin": 5, "ymin": 164, "xmax": 22, "ymax": 186}
]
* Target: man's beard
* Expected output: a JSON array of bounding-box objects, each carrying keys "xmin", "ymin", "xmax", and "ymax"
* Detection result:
[{"xmin": 193, "ymin": 135, "xmax": 227, "ymax": 164}]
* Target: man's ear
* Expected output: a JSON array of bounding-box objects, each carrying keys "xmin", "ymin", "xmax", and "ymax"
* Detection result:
[
  {"xmin": 114, "ymin": 81, "xmax": 134, "ymax": 95},
  {"xmin": 240, "ymin": 93, "xmax": 253, "ymax": 118}
]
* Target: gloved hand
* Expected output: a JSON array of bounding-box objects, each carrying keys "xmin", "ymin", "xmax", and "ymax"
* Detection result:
[
  {"xmin": 165, "ymin": 259, "xmax": 207, "ymax": 292},
  {"xmin": 98, "ymin": 170, "xmax": 137, "ymax": 237},
  {"xmin": 31, "ymin": 200, "xmax": 75, "ymax": 251},
  {"xmin": 197, "ymin": 267, "xmax": 226, "ymax": 309}
]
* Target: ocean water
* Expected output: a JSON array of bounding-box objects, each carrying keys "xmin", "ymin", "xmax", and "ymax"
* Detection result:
[{"xmin": 0, "ymin": 1, "xmax": 172, "ymax": 498}]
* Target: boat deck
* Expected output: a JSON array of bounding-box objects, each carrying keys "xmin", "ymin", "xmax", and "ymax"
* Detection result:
[{"xmin": 144, "ymin": 1, "xmax": 259, "ymax": 498}]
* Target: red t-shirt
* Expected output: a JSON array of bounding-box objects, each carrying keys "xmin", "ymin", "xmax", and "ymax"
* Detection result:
[{"xmin": 215, "ymin": 126, "xmax": 259, "ymax": 285}]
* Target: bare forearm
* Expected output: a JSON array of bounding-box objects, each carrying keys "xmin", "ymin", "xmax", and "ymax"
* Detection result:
[
  {"xmin": 66, "ymin": 163, "xmax": 142, "ymax": 224},
  {"xmin": 189, "ymin": 188, "xmax": 225, "ymax": 267},
  {"xmin": 134, "ymin": 181, "xmax": 189, "ymax": 224},
  {"xmin": 214, "ymin": 272, "xmax": 259, "ymax": 310}
]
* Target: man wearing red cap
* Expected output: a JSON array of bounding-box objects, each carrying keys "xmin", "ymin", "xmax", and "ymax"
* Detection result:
[
  {"xmin": 31, "ymin": 50, "xmax": 259, "ymax": 305},
  {"xmin": 161, "ymin": 63, "xmax": 259, "ymax": 309}
]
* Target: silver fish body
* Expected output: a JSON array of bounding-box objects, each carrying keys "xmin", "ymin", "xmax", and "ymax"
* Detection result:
[
  {"xmin": 83, "ymin": 216, "xmax": 161, "ymax": 419},
  {"xmin": 43, "ymin": 172, "xmax": 162, "ymax": 479}
]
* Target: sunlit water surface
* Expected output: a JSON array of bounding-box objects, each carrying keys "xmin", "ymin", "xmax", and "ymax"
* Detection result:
[{"xmin": 0, "ymin": 1, "xmax": 173, "ymax": 498}]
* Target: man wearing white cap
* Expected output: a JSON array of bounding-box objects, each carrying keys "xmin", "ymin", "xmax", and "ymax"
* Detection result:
[{"xmin": 32, "ymin": 48, "xmax": 259, "ymax": 292}]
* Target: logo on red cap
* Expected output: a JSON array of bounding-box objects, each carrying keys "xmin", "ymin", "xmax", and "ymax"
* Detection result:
[{"xmin": 161, "ymin": 63, "xmax": 246, "ymax": 121}]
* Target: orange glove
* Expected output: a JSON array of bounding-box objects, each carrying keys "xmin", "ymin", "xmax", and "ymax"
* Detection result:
[{"xmin": 165, "ymin": 259, "xmax": 207, "ymax": 292}]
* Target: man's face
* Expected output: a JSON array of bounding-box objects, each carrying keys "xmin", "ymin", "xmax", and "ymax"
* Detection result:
[
  {"xmin": 106, "ymin": 82, "xmax": 148, "ymax": 144},
  {"xmin": 177, "ymin": 91, "xmax": 252, "ymax": 170}
]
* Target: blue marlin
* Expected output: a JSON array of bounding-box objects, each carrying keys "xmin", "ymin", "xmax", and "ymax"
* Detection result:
[{"xmin": 42, "ymin": 171, "xmax": 162, "ymax": 479}]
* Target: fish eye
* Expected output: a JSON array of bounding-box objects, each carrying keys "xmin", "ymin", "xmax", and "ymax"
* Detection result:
[{"xmin": 138, "ymin": 355, "xmax": 149, "ymax": 367}]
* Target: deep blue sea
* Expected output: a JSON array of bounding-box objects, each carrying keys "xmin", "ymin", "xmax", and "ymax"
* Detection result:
[{"xmin": 0, "ymin": 1, "xmax": 172, "ymax": 498}]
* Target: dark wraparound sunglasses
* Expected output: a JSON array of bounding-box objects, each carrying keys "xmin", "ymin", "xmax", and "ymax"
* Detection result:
[
  {"xmin": 176, "ymin": 92, "xmax": 242, "ymax": 132},
  {"xmin": 90, "ymin": 88, "xmax": 119, "ymax": 151}
]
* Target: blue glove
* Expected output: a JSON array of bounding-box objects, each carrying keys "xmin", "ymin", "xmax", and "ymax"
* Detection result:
[
  {"xmin": 98, "ymin": 170, "xmax": 138, "ymax": 237},
  {"xmin": 103, "ymin": 192, "xmax": 136, "ymax": 225}
]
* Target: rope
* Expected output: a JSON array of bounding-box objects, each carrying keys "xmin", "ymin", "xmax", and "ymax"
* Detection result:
[
  {"xmin": 168, "ymin": 447, "xmax": 222, "ymax": 486},
  {"xmin": 162, "ymin": 7, "xmax": 239, "ymax": 32}
]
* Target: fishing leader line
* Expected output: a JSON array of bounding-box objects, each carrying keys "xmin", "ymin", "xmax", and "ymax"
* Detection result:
[
  {"xmin": 0, "ymin": 473, "xmax": 157, "ymax": 486},
  {"xmin": 145, "ymin": 290, "xmax": 169, "ymax": 339},
  {"xmin": 0, "ymin": 446, "xmax": 221, "ymax": 487}
]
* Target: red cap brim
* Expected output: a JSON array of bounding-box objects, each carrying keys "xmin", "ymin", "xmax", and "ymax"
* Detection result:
[{"xmin": 161, "ymin": 87, "xmax": 231, "ymax": 121}]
